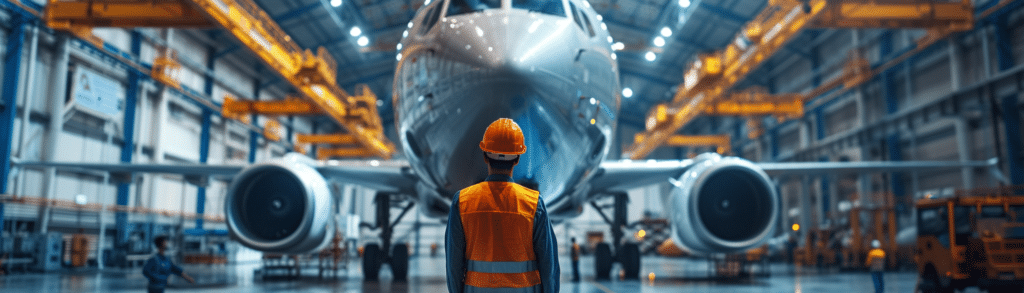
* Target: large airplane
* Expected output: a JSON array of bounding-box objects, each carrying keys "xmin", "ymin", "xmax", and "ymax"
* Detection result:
[{"xmin": 16, "ymin": 0, "xmax": 1003, "ymax": 280}]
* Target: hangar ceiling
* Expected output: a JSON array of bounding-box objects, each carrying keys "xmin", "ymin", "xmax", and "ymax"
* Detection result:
[{"xmin": 248, "ymin": 0, "xmax": 767, "ymax": 131}]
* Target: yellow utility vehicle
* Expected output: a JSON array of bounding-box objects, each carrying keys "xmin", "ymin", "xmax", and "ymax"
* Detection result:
[{"xmin": 915, "ymin": 190, "xmax": 1024, "ymax": 292}]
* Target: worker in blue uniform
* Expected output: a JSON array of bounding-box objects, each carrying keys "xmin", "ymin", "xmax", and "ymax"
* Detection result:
[
  {"xmin": 446, "ymin": 118, "xmax": 560, "ymax": 293},
  {"xmin": 143, "ymin": 235, "xmax": 194, "ymax": 293}
]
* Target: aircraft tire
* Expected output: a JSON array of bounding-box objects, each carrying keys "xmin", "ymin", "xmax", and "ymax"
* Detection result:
[
  {"xmin": 595, "ymin": 243, "xmax": 613, "ymax": 280},
  {"xmin": 363, "ymin": 244, "xmax": 382, "ymax": 280},
  {"xmin": 392, "ymin": 243, "xmax": 410, "ymax": 281},
  {"xmin": 620, "ymin": 243, "xmax": 641, "ymax": 279}
]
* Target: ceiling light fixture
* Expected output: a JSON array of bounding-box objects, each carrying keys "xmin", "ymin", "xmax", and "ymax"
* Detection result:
[
  {"xmin": 357, "ymin": 36, "xmax": 369, "ymax": 46},
  {"xmin": 679, "ymin": 0, "xmax": 691, "ymax": 8},
  {"xmin": 350, "ymin": 26, "xmax": 362, "ymax": 37},
  {"xmin": 661, "ymin": 27, "xmax": 672, "ymax": 37},
  {"xmin": 612, "ymin": 42, "xmax": 624, "ymax": 51},
  {"xmin": 330, "ymin": 0, "xmax": 342, "ymax": 7},
  {"xmin": 623, "ymin": 87, "xmax": 633, "ymax": 98},
  {"xmin": 645, "ymin": 51, "xmax": 656, "ymax": 61}
]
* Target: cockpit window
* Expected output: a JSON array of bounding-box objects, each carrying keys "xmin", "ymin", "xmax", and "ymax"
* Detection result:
[
  {"xmin": 420, "ymin": 3, "xmax": 443, "ymax": 35},
  {"xmin": 513, "ymin": 0, "xmax": 566, "ymax": 17},
  {"xmin": 578, "ymin": 8, "xmax": 596, "ymax": 37},
  {"xmin": 447, "ymin": 0, "xmax": 502, "ymax": 16},
  {"xmin": 568, "ymin": 1, "xmax": 585, "ymax": 33}
]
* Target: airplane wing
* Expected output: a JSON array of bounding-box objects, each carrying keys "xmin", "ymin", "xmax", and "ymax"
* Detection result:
[
  {"xmin": 588, "ymin": 157, "xmax": 1004, "ymax": 193},
  {"xmin": 755, "ymin": 158, "xmax": 1002, "ymax": 177},
  {"xmin": 11, "ymin": 156, "xmax": 419, "ymax": 194}
]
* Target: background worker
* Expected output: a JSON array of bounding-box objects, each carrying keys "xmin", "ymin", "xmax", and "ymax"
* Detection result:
[
  {"xmin": 866, "ymin": 239, "xmax": 885, "ymax": 293},
  {"xmin": 446, "ymin": 118, "xmax": 560, "ymax": 293},
  {"xmin": 570, "ymin": 238, "xmax": 581, "ymax": 282},
  {"xmin": 143, "ymin": 236, "xmax": 195, "ymax": 293}
]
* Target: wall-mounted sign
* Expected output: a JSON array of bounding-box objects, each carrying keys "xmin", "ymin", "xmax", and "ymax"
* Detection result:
[{"xmin": 72, "ymin": 67, "xmax": 124, "ymax": 119}]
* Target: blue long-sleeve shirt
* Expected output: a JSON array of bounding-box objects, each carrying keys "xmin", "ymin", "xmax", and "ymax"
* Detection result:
[
  {"xmin": 446, "ymin": 174, "xmax": 560, "ymax": 293},
  {"xmin": 142, "ymin": 254, "xmax": 183, "ymax": 288}
]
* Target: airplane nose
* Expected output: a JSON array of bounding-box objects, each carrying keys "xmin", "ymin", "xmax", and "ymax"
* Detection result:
[{"xmin": 437, "ymin": 12, "xmax": 579, "ymax": 76}]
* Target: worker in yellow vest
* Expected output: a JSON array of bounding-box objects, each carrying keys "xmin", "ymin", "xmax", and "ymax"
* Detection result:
[
  {"xmin": 446, "ymin": 118, "xmax": 560, "ymax": 293},
  {"xmin": 866, "ymin": 239, "xmax": 886, "ymax": 293}
]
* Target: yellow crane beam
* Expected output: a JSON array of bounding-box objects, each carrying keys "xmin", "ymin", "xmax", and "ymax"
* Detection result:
[
  {"xmin": 317, "ymin": 147, "xmax": 376, "ymax": 160},
  {"xmin": 663, "ymin": 135, "xmax": 731, "ymax": 155},
  {"xmin": 46, "ymin": 0, "xmax": 396, "ymax": 159},
  {"xmin": 703, "ymin": 91, "xmax": 804, "ymax": 118},
  {"xmin": 812, "ymin": 0, "xmax": 973, "ymax": 29},
  {"xmin": 222, "ymin": 95, "xmax": 324, "ymax": 117},
  {"xmin": 624, "ymin": 0, "xmax": 975, "ymax": 160},
  {"xmin": 46, "ymin": 0, "xmax": 211, "ymax": 28},
  {"xmin": 296, "ymin": 134, "xmax": 357, "ymax": 145}
]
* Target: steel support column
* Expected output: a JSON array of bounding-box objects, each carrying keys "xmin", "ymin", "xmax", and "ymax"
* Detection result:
[
  {"xmin": 0, "ymin": 14, "xmax": 27, "ymax": 247},
  {"xmin": 1001, "ymin": 95, "xmax": 1023, "ymax": 187},
  {"xmin": 195, "ymin": 47, "xmax": 216, "ymax": 229},
  {"xmin": 116, "ymin": 32, "xmax": 142, "ymax": 248},
  {"xmin": 994, "ymin": 13, "xmax": 1015, "ymax": 72},
  {"xmin": 248, "ymin": 80, "xmax": 261, "ymax": 163},
  {"xmin": 887, "ymin": 134, "xmax": 905, "ymax": 213}
]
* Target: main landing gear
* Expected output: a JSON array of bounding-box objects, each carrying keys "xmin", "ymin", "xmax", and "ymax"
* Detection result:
[
  {"xmin": 590, "ymin": 192, "xmax": 641, "ymax": 280},
  {"xmin": 362, "ymin": 192, "xmax": 415, "ymax": 281}
]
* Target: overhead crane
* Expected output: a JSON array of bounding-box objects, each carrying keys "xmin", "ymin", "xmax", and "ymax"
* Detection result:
[
  {"xmin": 46, "ymin": 0, "xmax": 395, "ymax": 159},
  {"xmin": 624, "ymin": 0, "xmax": 975, "ymax": 160}
]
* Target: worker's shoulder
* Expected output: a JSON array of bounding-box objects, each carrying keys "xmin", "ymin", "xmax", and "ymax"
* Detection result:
[{"xmin": 511, "ymin": 183, "xmax": 540, "ymax": 197}]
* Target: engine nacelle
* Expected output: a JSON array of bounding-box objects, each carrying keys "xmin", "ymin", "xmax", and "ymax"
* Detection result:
[
  {"xmin": 667, "ymin": 153, "xmax": 778, "ymax": 254},
  {"xmin": 226, "ymin": 155, "xmax": 334, "ymax": 253}
]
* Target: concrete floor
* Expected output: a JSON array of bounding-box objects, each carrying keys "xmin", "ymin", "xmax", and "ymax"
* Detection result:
[{"xmin": 0, "ymin": 255, "xmax": 943, "ymax": 292}]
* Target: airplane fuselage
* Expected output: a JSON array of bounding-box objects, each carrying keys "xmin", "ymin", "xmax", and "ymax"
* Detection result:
[{"xmin": 394, "ymin": 0, "xmax": 619, "ymax": 218}]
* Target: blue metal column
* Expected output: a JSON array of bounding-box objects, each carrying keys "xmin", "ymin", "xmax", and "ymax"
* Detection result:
[
  {"xmin": 994, "ymin": 13, "xmax": 1015, "ymax": 72},
  {"xmin": 732, "ymin": 121, "xmax": 743, "ymax": 157},
  {"xmin": 195, "ymin": 47, "xmax": 216, "ymax": 230},
  {"xmin": 248, "ymin": 80, "xmax": 261, "ymax": 163},
  {"xmin": 0, "ymin": 14, "xmax": 27, "ymax": 249},
  {"xmin": 310, "ymin": 121, "xmax": 319, "ymax": 157},
  {"xmin": 887, "ymin": 134, "xmax": 906, "ymax": 212},
  {"xmin": 116, "ymin": 32, "xmax": 142, "ymax": 248},
  {"xmin": 768, "ymin": 127, "xmax": 778, "ymax": 161},
  {"xmin": 815, "ymin": 108, "xmax": 829, "ymax": 221},
  {"xmin": 994, "ymin": 13, "xmax": 1023, "ymax": 187},
  {"xmin": 1001, "ymin": 95, "xmax": 1023, "ymax": 187},
  {"xmin": 879, "ymin": 31, "xmax": 906, "ymax": 208}
]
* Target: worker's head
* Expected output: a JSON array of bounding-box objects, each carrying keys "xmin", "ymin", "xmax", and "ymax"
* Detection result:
[
  {"xmin": 571, "ymin": 237, "xmax": 576, "ymax": 243},
  {"xmin": 154, "ymin": 235, "xmax": 169, "ymax": 252},
  {"xmin": 872, "ymin": 239, "xmax": 880, "ymax": 249},
  {"xmin": 479, "ymin": 118, "xmax": 526, "ymax": 174}
]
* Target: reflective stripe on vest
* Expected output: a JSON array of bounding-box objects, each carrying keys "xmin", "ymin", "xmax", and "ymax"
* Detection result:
[
  {"xmin": 467, "ymin": 260, "xmax": 537, "ymax": 274},
  {"xmin": 460, "ymin": 181, "xmax": 541, "ymax": 289},
  {"xmin": 466, "ymin": 284, "xmax": 542, "ymax": 293}
]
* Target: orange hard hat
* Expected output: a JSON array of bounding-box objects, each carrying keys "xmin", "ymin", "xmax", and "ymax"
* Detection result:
[{"xmin": 479, "ymin": 118, "xmax": 526, "ymax": 155}]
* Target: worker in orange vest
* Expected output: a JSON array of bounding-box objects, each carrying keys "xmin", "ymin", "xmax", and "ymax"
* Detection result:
[
  {"xmin": 446, "ymin": 118, "xmax": 560, "ymax": 293},
  {"xmin": 866, "ymin": 239, "xmax": 886, "ymax": 293}
]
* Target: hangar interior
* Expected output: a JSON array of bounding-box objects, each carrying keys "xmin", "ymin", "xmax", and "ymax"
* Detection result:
[{"xmin": 0, "ymin": 0, "xmax": 1022, "ymax": 292}]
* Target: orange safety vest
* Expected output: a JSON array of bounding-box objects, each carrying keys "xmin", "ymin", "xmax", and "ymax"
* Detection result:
[
  {"xmin": 459, "ymin": 180, "xmax": 542, "ymax": 292},
  {"xmin": 866, "ymin": 248, "xmax": 886, "ymax": 272}
]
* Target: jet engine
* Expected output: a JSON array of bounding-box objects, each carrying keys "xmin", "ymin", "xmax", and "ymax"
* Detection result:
[
  {"xmin": 667, "ymin": 153, "xmax": 778, "ymax": 254},
  {"xmin": 225, "ymin": 155, "xmax": 334, "ymax": 253}
]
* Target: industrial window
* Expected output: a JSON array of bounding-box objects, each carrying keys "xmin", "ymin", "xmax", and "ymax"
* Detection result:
[
  {"xmin": 918, "ymin": 207, "xmax": 950, "ymax": 248},
  {"xmin": 420, "ymin": 3, "xmax": 443, "ymax": 35},
  {"xmin": 512, "ymin": 0, "xmax": 566, "ymax": 17},
  {"xmin": 447, "ymin": 0, "xmax": 501, "ymax": 16}
]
